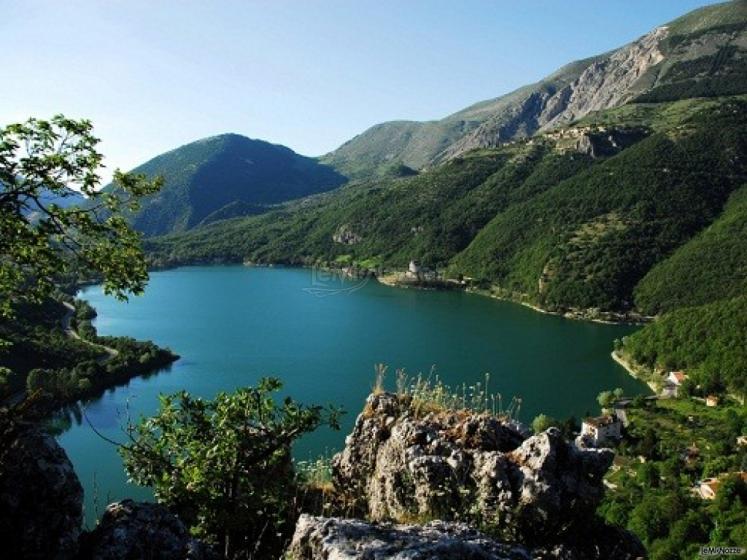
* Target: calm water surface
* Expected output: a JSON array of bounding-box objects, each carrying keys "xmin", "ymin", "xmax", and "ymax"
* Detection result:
[{"xmin": 54, "ymin": 265, "xmax": 647, "ymax": 525}]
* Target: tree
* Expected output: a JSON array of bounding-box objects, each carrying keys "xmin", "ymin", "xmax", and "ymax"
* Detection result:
[
  {"xmin": 25, "ymin": 368, "xmax": 47, "ymax": 393},
  {"xmin": 637, "ymin": 462, "xmax": 660, "ymax": 488},
  {"xmin": 0, "ymin": 115, "xmax": 162, "ymax": 317},
  {"xmin": 532, "ymin": 413, "xmax": 557, "ymax": 434},
  {"xmin": 597, "ymin": 390, "xmax": 615, "ymax": 410},
  {"xmin": 120, "ymin": 378, "xmax": 343, "ymax": 559},
  {"xmin": 559, "ymin": 415, "xmax": 580, "ymax": 439},
  {"xmin": 714, "ymin": 473, "xmax": 747, "ymax": 512}
]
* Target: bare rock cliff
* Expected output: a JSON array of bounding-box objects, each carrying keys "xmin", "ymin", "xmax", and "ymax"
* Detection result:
[{"xmin": 441, "ymin": 28, "xmax": 667, "ymax": 161}]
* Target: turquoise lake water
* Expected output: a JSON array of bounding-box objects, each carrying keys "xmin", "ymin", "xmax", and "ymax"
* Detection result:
[{"xmin": 54, "ymin": 265, "xmax": 647, "ymax": 525}]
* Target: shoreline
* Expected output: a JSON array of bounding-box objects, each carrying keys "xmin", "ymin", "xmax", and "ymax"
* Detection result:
[
  {"xmin": 150, "ymin": 259, "xmax": 653, "ymax": 327},
  {"xmin": 610, "ymin": 350, "xmax": 658, "ymax": 393}
]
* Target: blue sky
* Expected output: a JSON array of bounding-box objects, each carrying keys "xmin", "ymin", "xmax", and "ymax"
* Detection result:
[{"xmin": 2, "ymin": 0, "xmax": 723, "ymax": 179}]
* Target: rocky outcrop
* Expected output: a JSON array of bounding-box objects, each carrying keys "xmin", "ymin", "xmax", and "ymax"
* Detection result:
[
  {"xmin": 441, "ymin": 28, "xmax": 667, "ymax": 161},
  {"xmin": 544, "ymin": 126, "xmax": 649, "ymax": 158},
  {"xmin": 0, "ymin": 426, "xmax": 83, "ymax": 560},
  {"xmin": 286, "ymin": 515, "xmax": 645, "ymax": 560},
  {"xmin": 287, "ymin": 515, "xmax": 531, "ymax": 560},
  {"xmin": 333, "ymin": 224, "xmax": 362, "ymax": 245},
  {"xmin": 332, "ymin": 393, "xmax": 620, "ymax": 547},
  {"xmin": 540, "ymin": 27, "xmax": 668, "ymax": 130},
  {"xmin": 78, "ymin": 500, "xmax": 213, "ymax": 560}
]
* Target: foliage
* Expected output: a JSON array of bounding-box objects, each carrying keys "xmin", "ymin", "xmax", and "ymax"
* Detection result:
[
  {"xmin": 621, "ymin": 296, "xmax": 747, "ymax": 398},
  {"xmin": 531, "ymin": 413, "xmax": 557, "ymax": 433},
  {"xmin": 0, "ymin": 296, "xmax": 176, "ymax": 406},
  {"xmin": 598, "ymin": 399, "xmax": 747, "ymax": 558},
  {"xmin": 597, "ymin": 388, "xmax": 624, "ymax": 409},
  {"xmin": 114, "ymin": 133, "xmax": 345, "ymax": 236},
  {"xmin": 296, "ymin": 455, "xmax": 334, "ymax": 492},
  {"xmin": 452, "ymin": 99, "xmax": 747, "ymax": 311},
  {"xmin": 634, "ymin": 184, "xmax": 747, "ymax": 314},
  {"xmin": 120, "ymin": 378, "xmax": 343, "ymax": 558},
  {"xmin": 0, "ymin": 115, "xmax": 162, "ymax": 317},
  {"xmin": 148, "ymin": 139, "xmax": 595, "ymax": 272},
  {"xmin": 382, "ymin": 369, "xmax": 523, "ymax": 421}
]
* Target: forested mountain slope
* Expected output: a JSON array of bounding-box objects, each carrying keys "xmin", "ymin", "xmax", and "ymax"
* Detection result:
[
  {"xmin": 110, "ymin": 134, "xmax": 345, "ymax": 236},
  {"xmin": 148, "ymin": 97, "xmax": 747, "ymax": 315},
  {"xmin": 634, "ymin": 183, "xmax": 747, "ymax": 315}
]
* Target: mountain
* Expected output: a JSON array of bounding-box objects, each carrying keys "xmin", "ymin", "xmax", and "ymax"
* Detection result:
[
  {"xmin": 145, "ymin": 2, "xmax": 747, "ymax": 396},
  {"xmin": 148, "ymin": 95, "xmax": 747, "ymax": 301},
  {"xmin": 18, "ymin": 187, "xmax": 86, "ymax": 222},
  {"xmin": 323, "ymin": 0, "xmax": 747, "ymax": 179},
  {"xmin": 115, "ymin": 133, "xmax": 346, "ymax": 236},
  {"xmin": 148, "ymin": 95, "xmax": 747, "ymax": 396}
]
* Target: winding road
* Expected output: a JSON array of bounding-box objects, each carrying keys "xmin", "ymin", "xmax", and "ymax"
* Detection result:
[{"xmin": 61, "ymin": 301, "xmax": 119, "ymax": 363}]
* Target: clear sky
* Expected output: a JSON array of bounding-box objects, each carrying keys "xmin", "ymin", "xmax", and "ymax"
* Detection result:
[{"xmin": 2, "ymin": 0, "xmax": 724, "ymax": 179}]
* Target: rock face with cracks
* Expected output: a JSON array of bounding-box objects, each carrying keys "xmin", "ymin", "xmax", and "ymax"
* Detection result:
[
  {"xmin": 287, "ymin": 514, "xmax": 532, "ymax": 560},
  {"xmin": 332, "ymin": 393, "xmax": 619, "ymax": 545},
  {"xmin": 286, "ymin": 514, "xmax": 646, "ymax": 560}
]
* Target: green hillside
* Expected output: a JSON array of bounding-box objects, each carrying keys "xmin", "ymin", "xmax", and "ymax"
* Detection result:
[
  {"xmin": 114, "ymin": 133, "xmax": 345, "ymax": 236},
  {"xmin": 634, "ymin": 183, "xmax": 747, "ymax": 314},
  {"xmin": 451, "ymin": 100, "xmax": 747, "ymax": 311},
  {"xmin": 147, "ymin": 139, "xmax": 596, "ymax": 268},
  {"xmin": 621, "ymin": 295, "xmax": 747, "ymax": 398},
  {"xmin": 149, "ymin": 97, "xmax": 747, "ymax": 303}
]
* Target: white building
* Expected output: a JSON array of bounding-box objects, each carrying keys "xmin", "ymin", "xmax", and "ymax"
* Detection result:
[
  {"xmin": 579, "ymin": 415, "xmax": 622, "ymax": 447},
  {"xmin": 663, "ymin": 371, "xmax": 688, "ymax": 397},
  {"xmin": 667, "ymin": 371, "xmax": 687, "ymax": 386}
]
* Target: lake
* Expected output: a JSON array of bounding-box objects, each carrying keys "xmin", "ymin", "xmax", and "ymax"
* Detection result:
[{"xmin": 54, "ymin": 265, "xmax": 647, "ymax": 525}]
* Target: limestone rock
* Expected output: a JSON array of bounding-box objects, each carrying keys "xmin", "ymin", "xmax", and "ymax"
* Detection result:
[
  {"xmin": 286, "ymin": 515, "xmax": 645, "ymax": 560},
  {"xmin": 79, "ymin": 500, "xmax": 213, "ymax": 560},
  {"xmin": 286, "ymin": 514, "xmax": 531, "ymax": 560},
  {"xmin": 0, "ymin": 427, "xmax": 83, "ymax": 560},
  {"xmin": 333, "ymin": 224, "xmax": 362, "ymax": 245},
  {"xmin": 332, "ymin": 393, "xmax": 614, "ymax": 545},
  {"xmin": 441, "ymin": 27, "xmax": 668, "ymax": 160}
]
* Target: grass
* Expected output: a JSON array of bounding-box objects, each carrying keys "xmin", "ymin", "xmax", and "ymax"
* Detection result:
[
  {"xmin": 372, "ymin": 364, "xmax": 522, "ymax": 420},
  {"xmin": 296, "ymin": 455, "xmax": 334, "ymax": 493}
]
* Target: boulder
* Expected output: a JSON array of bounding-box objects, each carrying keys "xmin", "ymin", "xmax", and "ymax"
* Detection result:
[
  {"xmin": 0, "ymin": 426, "xmax": 83, "ymax": 559},
  {"xmin": 78, "ymin": 500, "xmax": 213, "ymax": 560},
  {"xmin": 286, "ymin": 515, "xmax": 645, "ymax": 560},
  {"xmin": 286, "ymin": 514, "xmax": 531, "ymax": 560},
  {"xmin": 332, "ymin": 393, "xmax": 615, "ymax": 544}
]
